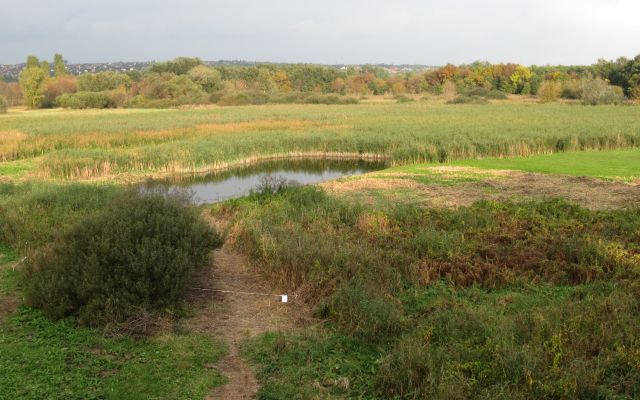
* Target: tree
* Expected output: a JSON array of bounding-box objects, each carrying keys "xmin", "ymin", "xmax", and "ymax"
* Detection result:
[
  {"xmin": 42, "ymin": 76, "xmax": 78, "ymax": 108},
  {"xmin": 78, "ymin": 71, "xmax": 131, "ymax": 92},
  {"xmin": 187, "ymin": 65, "xmax": 222, "ymax": 92},
  {"xmin": 41, "ymin": 61, "xmax": 51, "ymax": 77},
  {"xmin": 273, "ymin": 70, "xmax": 292, "ymax": 92},
  {"xmin": 26, "ymin": 55, "xmax": 40, "ymax": 69},
  {"xmin": 149, "ymin": 57, "xmax": 202, "ymax": 75},
  {"xmin": 331, "ymin": 78, "xmax": 346, "ymax": 95},
  {"xmin": 390, "ymin": 81, "xmax": 407, "ymax": 96},
  {"xmin": 54, "ymin": 53, "xmax": 67, "ymax": 77},
  {"xmin": 510, "ymin": 65, "xmax": 533, "ymax": 94},
  {"xmin": 623, "ymin": 55, "xmax": 640, "ymax": 98},
  {"xmin": 0, "ymin": 82, "xmax": 23, "ymax": 106},
  {"xmin": 255, "ymin": 68, "xmax": 276, "ymax": 93},
  {"xmin": 19, "ymin": 57, "xmax": 48, "ymax": 108}
]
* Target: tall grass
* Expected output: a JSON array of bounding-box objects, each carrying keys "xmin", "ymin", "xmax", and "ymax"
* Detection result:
[
  {"xmin": 0, "ymin": 182, "xmax": 121, "ymax": 251},
  {"xmin": 230, "ymin": 187, "xmax": 640, "ymax": 398},
  {"xmin": 1, "ymin": 102, "xmax": 640, "ymax": 179}
]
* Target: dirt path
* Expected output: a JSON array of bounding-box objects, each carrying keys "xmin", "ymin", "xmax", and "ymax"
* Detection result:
[{"xmin": 184, "ymin": 217, "xmax": 292, "ymax": 400}]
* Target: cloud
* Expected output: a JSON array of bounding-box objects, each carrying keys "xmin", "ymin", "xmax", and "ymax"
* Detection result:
[{"xmin": 1, "ymin": 0, "xmax": 639, "ymax": 64}]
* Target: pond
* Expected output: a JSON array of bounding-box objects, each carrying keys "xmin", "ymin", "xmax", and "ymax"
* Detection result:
[{"xmin": 139, "ymin": 159, "xmax": 387, "ymax": 205}]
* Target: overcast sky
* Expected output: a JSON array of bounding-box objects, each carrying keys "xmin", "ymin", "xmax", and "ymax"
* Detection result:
[{"xmin": 1, "ymin": 0, "xmax": 639, "ymax": 65}]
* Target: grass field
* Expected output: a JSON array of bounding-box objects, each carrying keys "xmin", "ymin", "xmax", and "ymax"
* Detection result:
[
  {"xmin": 1, "ymin": 101, "xmax": 640, "ymax": 180},
  {"xmin": 451, "ymin": 148, "xmax": 640, "ymax": 181},
  {"xmin": 1, "ymin": 101, "xmax": 640, "ymax": 399}
]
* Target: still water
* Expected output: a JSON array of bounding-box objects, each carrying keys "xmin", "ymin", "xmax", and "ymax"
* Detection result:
[{"xmin": 140, "ymin": 159, "xmax": 386, "ymax": 205}]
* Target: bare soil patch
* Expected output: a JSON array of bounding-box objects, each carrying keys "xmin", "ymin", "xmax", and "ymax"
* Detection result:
[
  {"xmin": 323, "ymin": 169, "xmax": 640, "ymax": 210},
  {"xmin": 184, "ymin": 215, "xmax": 293, "ymax": 400}
]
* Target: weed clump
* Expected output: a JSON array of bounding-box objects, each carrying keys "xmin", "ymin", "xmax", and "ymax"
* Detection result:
[{"xmin": 23, "ymin": 192, "xmax": 222, "ymax": 328}]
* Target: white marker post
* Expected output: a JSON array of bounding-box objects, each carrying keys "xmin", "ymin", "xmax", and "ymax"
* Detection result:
[{"xmin": 281, "ymin": 295, "xmax": 288, "ymax": 303}]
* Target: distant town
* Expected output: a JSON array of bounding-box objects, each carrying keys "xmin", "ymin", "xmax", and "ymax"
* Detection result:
[{"xmin": 0, "ymin": 60, "xmax": 435, "ymax": 81}]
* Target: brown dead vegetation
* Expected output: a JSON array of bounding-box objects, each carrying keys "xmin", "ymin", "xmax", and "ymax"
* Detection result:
[{"xmin": 323, "ymin": 169, "xmax": 640, "ymax": 210}]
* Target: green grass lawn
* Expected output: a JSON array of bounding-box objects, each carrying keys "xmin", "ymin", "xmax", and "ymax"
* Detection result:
[
  {"xmin": 452, "ymin": 149, "xmax": 640, "ymax": 181},
  {"xmin": 0, "ymin": 308, "xmax": 226, "ymax": 400}
]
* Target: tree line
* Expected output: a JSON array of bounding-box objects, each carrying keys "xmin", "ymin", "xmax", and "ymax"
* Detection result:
[{"xmin": 1, "ymin": 54, "xmax": 639, "ymax": 111}]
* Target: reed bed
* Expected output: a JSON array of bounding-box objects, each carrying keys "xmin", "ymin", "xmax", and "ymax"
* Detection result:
[{"xmin": 1, "ymin": 101, "xmax": 639, "ymax": 180}]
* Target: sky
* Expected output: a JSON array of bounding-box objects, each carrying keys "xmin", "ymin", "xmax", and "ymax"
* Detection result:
[{"xmin": 1, "ymin": 0, "xmax": 639, "ymax": 65}]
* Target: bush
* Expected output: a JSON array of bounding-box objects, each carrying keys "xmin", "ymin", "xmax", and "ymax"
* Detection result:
[
  {"xmin": 217, "ymin": 90, "xmax": 270, "ymax": 106},
  {"xmin": 187, "ymin": 65, "xmax": 223, "ymax": 92},
  {"xmin": 538, "ymin": 80, "xmax": 562, "ymax": 103},
  {"xmin": 0, "ymin": 95, "xmax": 7, "ymax": 113},
  {"xmin": 42, "ymin": 76, "xmax": 78, "ymax": 108},
  {"xmin": 394, "ymin": 94, "xmax": 415, "ymax": 103},
  {"xmin": 56, "ymin": 91, "xmax": 113, "ymax": 109},
  {"xmin": 446, "ymin": 95, "xmax": 489, "ymax": 104},
  {"xmin": 78, "ymin": 72, "xmax": 132, "ymax": 92},
  {"xmin": 0, "ymin": 82, "xmax": 23, "ymax": 106},
  {"xmin": 561, "ymin": 79, "xmax": 582, "ymax": 99},
  {"xmin": 460, "ymin": 87, "xmax": 507, "ymax": 100},
  {"xmin": 134, "ymin": 73, "xmax": 209, "ymax": 106},
  {"xmin": 149, "ymin": 57, "xmax": 203, "ymax": 75},
  {"xmin": 581, "ymin": 77, "xmax": 626, "ymax": 105},
  {"xmin": 23, "ymin": 192, "xmax": 222, "ymax": 328},
  {"xmin": 302, "ymin": 93, "xmax": 358, "ymax": 104}
]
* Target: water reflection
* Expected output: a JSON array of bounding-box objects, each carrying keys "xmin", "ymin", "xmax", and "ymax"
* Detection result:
[{"xmin": 139, "ymin": 159, "xmax": 386, "ymax": 205}]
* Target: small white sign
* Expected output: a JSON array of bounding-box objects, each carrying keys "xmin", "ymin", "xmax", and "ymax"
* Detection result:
[{"xmin": 281, "ymin": 295, "xmax": 288, "ymax": 303}]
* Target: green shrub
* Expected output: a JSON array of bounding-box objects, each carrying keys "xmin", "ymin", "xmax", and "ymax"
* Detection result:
[
  {"xmin": 538, "ymin": 80, "xmax": 562, "ymax": 103},
  {"xmin": 56, "ymin": 91, "xmax": 113, "ymax": 109},
  {"xmin": 215, "ymin": 91, "xmax": 359, "ymax": 106},
  {"xmin": 149, "ymin": 57, "xmax": 203, "ymax": 75},
  {"xmin": 217, "ymin": 90, "xmax": 270, "ymax": 106},
  {"xmin": 446, "ymin": 95, "xmax": 489, "ymax": 104},
  {"xmin": 561, "ymin": 79, "xmax": 582, "ymax": 99},
  {"xmin": 581, "ymin": 77, "xmax": 626, "ymax": 105},
  {"xmin": 23, "ymin": 192, "xmax": 222, "ymax": 328},
  {"xmin": 132, "ymin": 73, "xmax": 209, "ymax": 107},
  {"xmin": 0, "ymin": 95, "xmax": 7, "ymax": 113},
  {"xmin": 78, "ymin": 72, "xmax": 131, "ymax": 92},
  {"xmin": 187, "ymin": 65, "xmax": 223, "ymax": 92},
  {"xmin": 460, "ymin": 87, "xmax": 507, "ymax": 100}
]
